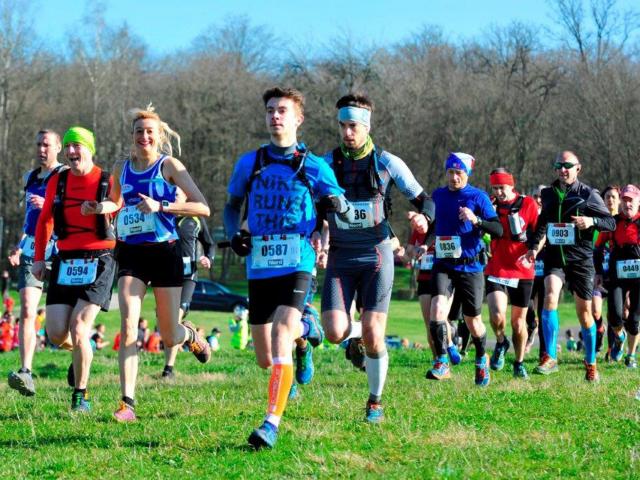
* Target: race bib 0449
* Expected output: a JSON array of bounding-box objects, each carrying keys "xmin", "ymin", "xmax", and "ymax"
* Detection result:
[
  {"xmin": 251, "ymin": 234, "xmax": 301, "ymax": 269},
  {"xmin": 435, "ymin": 236, "xmax": 462, "ymax": 259},
  {"xmin": 57, "ymin": 258, "xmax": 98, "ymax": 286},
  {"xmin": 616, "ymin": 259, "xmax": 640, "ymax": 279},
  {"xmin": 547, "ymin": 223, "xmax": 576, "ymax": 245},
  {"xmin": 117, "ymin": 205, "xmax": 156, "ymax": 239}
]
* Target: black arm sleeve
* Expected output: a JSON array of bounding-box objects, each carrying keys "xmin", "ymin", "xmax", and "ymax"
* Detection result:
[
  {"xmin": 586, "ymin": 190, "xmax": 616, "ymax": 232},
  {"xmin": 478, "ymin": 217, "xmax": 503, "ymax": 237},
  {"xmin": 409, "ymin": 191, "xmax": 435, "ymax": 223},
  {"xmin": 223, "ymin": 195, "xmax": 244, "ymax": 238},
  {"xmin": 198, "ymin": 221, "xmax": 216, "ymax": 260}
]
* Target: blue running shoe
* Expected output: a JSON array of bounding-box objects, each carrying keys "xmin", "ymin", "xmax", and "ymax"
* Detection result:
[
  {"xmin": 475, "ymin": 354, "xmax": 491, "ymax": 387},
  {"xmin": 301, "ymin": 305, "xmax": 324, "ymax": 348},
  {"xmin": 426, "ymin": 360, "xmax": 451, "ymax": 380},
  {"xmin": 365, "ymin": 401, "xmax": 384, "ymax": 424},
  {"xmin": 288, "ymin": 382, "xmax": 299, "ymax": 400},
  {"xmin": 611, "ymin": 331, "xmax": 626, "ymax": 362},
  {"xmin": 447, "ymin": 344, "xmax": 462, "ymax": 365},
  {"xmin": 513, "ymin": 362, "xmax": 529, "ymax": 379},
  {"xmin": 624, "ymin": 354, "xmax": 637, "ymax": 369},
  {"xmin": 295, "ymin": 346, "xmax": 314, "ymax": 385},
  {"xmin": 248, "ymin": 421, "xmax": 278, "ymax": 450},
  {"xmin": 490, "ymin": 339, "xmax": 510, "ymax": 371},
  {"xmin": 71, "ymin": 391, "xmax": 91, "ymax": 413}
]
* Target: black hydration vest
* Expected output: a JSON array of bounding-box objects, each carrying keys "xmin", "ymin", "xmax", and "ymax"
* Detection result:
[{"xmin": 53, "ymin": 169, "xmax": 112, "ymax": 240}]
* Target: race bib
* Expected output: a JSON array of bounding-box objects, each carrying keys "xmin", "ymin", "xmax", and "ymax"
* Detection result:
[
  {"xmin": 435, "ymin": 236, "xmax": 462, "ymax": 259},
  {"xmin": 535, "ymin": 260, "xmax": 544, "ymax": 277},
  {"xmin": 602, "ymin": 250, "xmax": 610, "ymax": 274},
  {"xmin": 334, "ymin": 201, "xmax": 381, "ymax": 230},
  {"xmin": 57, "ymin": 258, "xmax": 98, "ymax": 286},
  {"xmin": 547, "ymin": 223, "xmax": 575, "ymax": 245},
  {"xmin": 616, "ymin": 259, "xmax": 640, "ymax": 279},
  {"xmin": 251, "ymin": 235, "xmax": 301, "ymax": 269},
  {"xmin": 117, "ymin": 205, "xmax": 155, "ymax": 238},
  {"xmin": 183, "ymin": 256, "xmax": 193, "ymax": 276},
  {"xmin": 419, "ymin": 253, "xmax": 434, "ymax": 271},
  {"xmin": 20, "ymin": 235, "xmax": 54, "ymax": 260},
  {"xmin": 488, "ymin": 276, "xmax": 519, "ymax": 288}
]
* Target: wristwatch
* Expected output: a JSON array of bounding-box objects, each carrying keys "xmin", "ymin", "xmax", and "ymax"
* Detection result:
[
  {"xmin": 476, "ymin": 218, "xmax": 483, "ymax": 227},
  {"xmin": 159, "ymin": 200, "xmax": 170, "ymax": 212}
]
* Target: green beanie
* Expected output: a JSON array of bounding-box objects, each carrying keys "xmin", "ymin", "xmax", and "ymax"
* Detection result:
[{"xmin": 62, "ymin": 126, "xmax": 95, "ymax": 155}]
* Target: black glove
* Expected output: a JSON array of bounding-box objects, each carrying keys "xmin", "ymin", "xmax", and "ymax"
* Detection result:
[{"xmin": 230, "ymin": 230, "xmax": 252, "ymax": 257}]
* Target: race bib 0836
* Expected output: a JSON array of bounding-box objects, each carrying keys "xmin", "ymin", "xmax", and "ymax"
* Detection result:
[{"xmin": 435, "ymin": 236, "xmax": 462, "ymax": 259}]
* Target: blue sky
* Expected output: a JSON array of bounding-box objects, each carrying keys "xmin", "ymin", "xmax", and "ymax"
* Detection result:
[{"xmin": 34, "ymin": 0, "xmax": 638, "ymax": 55}]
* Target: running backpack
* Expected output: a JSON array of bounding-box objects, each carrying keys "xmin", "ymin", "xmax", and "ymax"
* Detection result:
[
  {"xmin": 331, "ymin": 146, "xmax": 394, "ymax": 219},
  {"xmin": 53, "ymin": 169, "xmax": 112, "ymax": 240},
  {"xmin": 24, "ymin": 165, "xmax": 66, "ymax": 192}
]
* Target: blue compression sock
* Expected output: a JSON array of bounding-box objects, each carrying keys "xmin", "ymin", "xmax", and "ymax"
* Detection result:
[
  {"xmin": 582, "ymin": 324, "xmax": 597, "ymax": 365},
  {"xmin": 542, "ymin": 309, "xmax": 559, "ymax": 360}
]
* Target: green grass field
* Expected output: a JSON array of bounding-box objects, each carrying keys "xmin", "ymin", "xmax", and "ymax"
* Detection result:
[{"xmin": 0, "ymin": 270, "xmax": 639, "ymax": 479}]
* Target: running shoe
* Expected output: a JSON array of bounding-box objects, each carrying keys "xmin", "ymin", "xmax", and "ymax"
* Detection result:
[
  {"xmin": 183, "ymin": 321, "xmax": 211, "ymax": 363},
  {"xmin": 301, "ymin": 310, "xmax": 324, "ymax": 348},
  {"xmin": 345, "ymin": 337, "xmax": 366, "ymax": 371},
  {"xmin": 248, "ymin": 421, "xmax": 278, "ymax": 449},
  {"xmin": 584, "ymin": 361, "xmax": 600, "ymax": 383},
  {"xmin": 426, "ymin": 361, "xmax": 451, "ymax": 380},
  {"xmin": 534, "ymin": 354, "xmax": 559, "ymax": 375},
  {"xmin": 611, "ymin": 331, "xmax": 626, "ymax": 363},
  {"xmin": 295, "ymin": 346, "xmax": 314, "ymax": 385},
  {"xmin": 365, "ymin": 401, "xmax": 384, "ymax": 424},
  {"xmin": 625, "ymin": 354, "xmax": 637, "ymax": 369},
  {"xmin": 161, "ymin": 368, "xmax": 175, "ymax": 379},
  {"xmin": 447, "ymin": 344, "xmax": 462, "ymax": 365},
  {"xmin": 490, "ymin": 339, "xmax": 510, "ymax": 371},
  {"xmin": 8, "ymin": 370, "xmax": 35, "ymax": 397},
  {"xmin": 475, "ymin": 354, "xmax": 491, "ymax": 387},
  {"xmin": 513, "ymin": 362, "xmax": 529, "ymax": 379},
  {"xmin": 71, "ymin": 391, "xmax": 91, "ymax": 413},
  {"xmin": 67, "ymin": 363, "xmax": 75, "ymax": 387},
  {"xmin": 288, "ymin": 382, "xmax": 299, "ymax": 400},
  {"xmin": 113, "ymin": 401, "xmax": 136, "ymax": 422}
]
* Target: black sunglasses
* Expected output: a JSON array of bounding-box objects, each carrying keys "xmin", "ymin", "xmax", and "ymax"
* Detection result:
[{"xmin": 553, "ymin": 162, "xmax": 579, "ymax": 170}]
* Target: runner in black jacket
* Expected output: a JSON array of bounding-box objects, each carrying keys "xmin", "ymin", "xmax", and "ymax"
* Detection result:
[{"xmin": 525, "ymin": 151, "xmax": 615, "ymax": 381}]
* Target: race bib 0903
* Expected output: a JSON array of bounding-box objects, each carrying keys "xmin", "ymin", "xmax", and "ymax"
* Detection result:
[
  {"xmin": 57, "ymin": 258, "xmax": 98, "ymax": 286},
  {"xmin": 547, "ymin": 223, "xmax": 575, "ymax": 245},
  {"xmin": 435, "ymin": 236, "xmax": 462, "ymax": 259},
  {"xmin": 117, "ymin": 205, "xmax": 156, "ymax": 238},
  {"xmin": 251, "ymin": 235, "xmax": 301, "ymax": 269}
]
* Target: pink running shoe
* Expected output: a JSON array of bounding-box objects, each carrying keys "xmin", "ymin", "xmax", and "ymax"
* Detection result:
[{"xmin": 113, "ymin": 401, "xmax": 136, "ymax": 422}]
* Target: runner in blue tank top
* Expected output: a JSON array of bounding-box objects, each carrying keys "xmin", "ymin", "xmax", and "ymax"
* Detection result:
[
  {"xmin": 7, "ymin": 130, "xmax": 65, "ymax": 397},
  {"xmin": 427, "ymin": 153, "xmax": 503, "ymax": 386},
  {"xmin": 224, "ymin": 87, "xmax": 352, "ymax": 450},
  {"xmin": 94, "ymin": 106, "xmax": 211, "ymax": 422}
]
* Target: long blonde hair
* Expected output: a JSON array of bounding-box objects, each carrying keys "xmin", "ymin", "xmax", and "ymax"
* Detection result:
[{"xmin": 128, "ymin": 104, "xmax": 181, "ymax": 159}]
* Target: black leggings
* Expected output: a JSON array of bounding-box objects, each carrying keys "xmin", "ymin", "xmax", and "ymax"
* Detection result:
[{"xmin": 607, "ymin": 279, "xmax": 640, "ymax": 336}]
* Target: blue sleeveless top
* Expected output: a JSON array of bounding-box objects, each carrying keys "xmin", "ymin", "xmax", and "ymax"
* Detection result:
[{"xmin": 118, "ymin": 156, "xmax": 177, "ymax": 244}]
